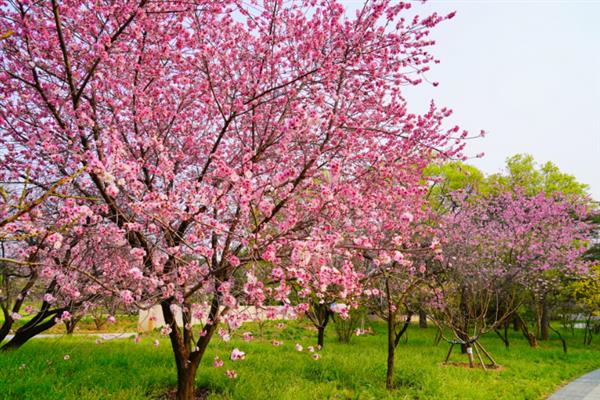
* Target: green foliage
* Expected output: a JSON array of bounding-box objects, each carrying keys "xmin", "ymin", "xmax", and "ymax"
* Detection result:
[
  {"xmin": 569, "ymin": 264, "xmax": 600, "ymax": 316},
  {"xmin": 488, "ymin": 154, "xmax": 590, "ymax": 198},
  {"xmin": 1, "ymin": 320, "xmax": 599, "ymax": 400},
  {"xmin": 424, "ymin": 161, "xmax": 487, "ymax": 211}
]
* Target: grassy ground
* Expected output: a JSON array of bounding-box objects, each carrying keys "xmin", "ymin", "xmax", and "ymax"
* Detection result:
[{"xmin": 0, "ymin": 320, "xmax": 599, "ymax": 400}]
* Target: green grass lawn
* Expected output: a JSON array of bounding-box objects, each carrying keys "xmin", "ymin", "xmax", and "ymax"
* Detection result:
[{"xmin": 0, "ymin": 320, "xmax": 599, "ymax": 400}]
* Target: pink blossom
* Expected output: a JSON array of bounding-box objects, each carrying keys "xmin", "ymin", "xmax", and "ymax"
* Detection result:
[
  {"xmin": 9, "ymin": 312, "xmax": 22, "ymax": 321},
  {"xmin": 160, "ymin": 326, "xmax": 172, "ymax": 336},
  {"xmin": 218, "ymin": 328, "xmax": 230, "ymax": 342},
  {"xmin": 43, "ymin": 294, "xmax": 56, "ymax": 304},
  {"xmin": 59, "ymin": 311, "xmax": 72, "ymax": 321},
  {"xmin": 230, "ymin": 348, "xmax": 246, "ymax": 361},
  {"xmin": 225, "ymin": 369, "xmax": 237, "ymax": 379}
]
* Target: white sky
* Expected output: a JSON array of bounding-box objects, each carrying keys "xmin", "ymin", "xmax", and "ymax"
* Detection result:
[{"xmin": 342, "ymin": 0, "xmax": 600, "ymax": 200}]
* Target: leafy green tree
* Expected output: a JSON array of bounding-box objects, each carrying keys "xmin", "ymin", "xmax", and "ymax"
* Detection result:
[
  {"xmin": 489, "ymin": 154, "xmax": 590, "ymax": 198},
  {"xmin": 424, "ymin": 161, "xmax": 487, "ymax": 212}
]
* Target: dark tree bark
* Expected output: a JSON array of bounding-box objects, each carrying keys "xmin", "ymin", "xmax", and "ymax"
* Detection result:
[
  {"xmin": 517, "ymin": 314, "xmax": 538, "ymax": 348},
  {"xmin": 385, "ymin": 312, "xmax": 412, "ymax": 390},
  {"xmin": 459, "ymin": 288, "xmax": 469, "ymax": 354},
  {"xmin": 0, "ymin": 308, "xmax": 13, "ymax": 345},
  {"xmin": 1, "ymin": 280, "xmax": 68, "ymax": 351},
  {"xmin": 162, "ymin": 295, "xmax": 220, "ymax": 400},
  {"xmin": 1, "ymin": 317, "xmax": 57, "ymax": 350},
  {"xmin": 0, "ymin": 263, "xmax": 38, "ymax": 344},
  {"xmin": 539, "ymin": 296, "xmax": 550, "ymax": 341},
  {"xmin": 548, "ymin": 325, "xmax": 567, "ymax": 353},
  {"xmin": 306, "ymin": 301, "xmax": 331, "ymax": 348},
  {"xmin": 419, "ymin": 309, "xmax": 427, "ymax": 329},
  {"xmin": 512, "ymin": 314, "xmax": 520, "ymax": 331},
  {"xmin": 583, "ymin": 314, "xmax": 593, "ymax": 346},
  {"xmin": 64, "ymin": 315, "xmax": 82, "ymax": 334},
  {"xmin": 386, "ymin": 314, "xmax": 395, "ymax": 390},
  {"xmin": 494, "ymin": 327, "xmax": 509, "ymax": 348},
  {"xmin": 317, "ymin": 326, "xmax": 326, "ymax": 348},
  {"xmin": 1, "ymin": 307, "xmax": 64, "ymax": 351}
]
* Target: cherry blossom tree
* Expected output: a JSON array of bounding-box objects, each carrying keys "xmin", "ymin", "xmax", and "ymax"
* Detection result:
[
  {"xmin": 430, "ymin": 189, "xmax": 594, "ymax": 367},
  {"xmin": 361, "ymin": 204, "xmax": 442, "ymax": 389},
  {"xmin": 0, "ymin": 1, "xmax": 463, "ymax": 398}
]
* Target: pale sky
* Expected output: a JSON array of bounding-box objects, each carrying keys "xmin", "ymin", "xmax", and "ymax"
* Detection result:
[{"xmin": 342, "ymin": 0, "xmax": 600, "ymax": 200}]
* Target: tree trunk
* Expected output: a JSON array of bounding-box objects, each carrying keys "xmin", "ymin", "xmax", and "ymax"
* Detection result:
[
  {"xmin": 466, "ymin": 346, "xmax": 474, "ymax": 368},
  {"xmin": 540, "ymin": 297, "xmax": 550, "ymax": 341},
  {"xmin": 312, "ymin": 303, "xmax": 330, "ymax": 348},
  {"xmin": 386, "ymin": 315, "xmax": 395, "ymax": 390},
  {"xmin": 458, "ymin": 330, "xmax": 469, "ymax": 353},
  {"xmin": 583, "ymin": 314, "xmax": 593, "ymax": 345},
  {"xmin": 317, "ymin": 326, "xmax": 325, "ymax": 348},
  {"xmin": 494, "ymin": 327, "xmax": 509, "ymax": 349},
  {"xmin": 0, "ymin": 319, "xmax": 13, "ymax": 345},
  {"xmin": 176, "ymin": 361, "xmax": 199, "ymax": 400},
  {"xmin": 1, "ymin": 317, "xmax": 57, "ymax": 350},
  {"xmin": 162, "ymin": 296, "xmax": 219, "ymax": 400},
  {"xmin": 520, "ymin": 321, "xmax": 538, "ymax": 348},
  {"xmin": 513, "ymin": 314, "xmax": 520, "ymax": 331},
  {"xmin": 419, "ymin": 310, "xmax": 427, "ymax": 329},
  {"xmin": 65, "ymin": 316, "xmax": 81, "ymax": 334},
  {"xmin": 459, "ymin": 287, "xmax": 468, "ymax": 354}
]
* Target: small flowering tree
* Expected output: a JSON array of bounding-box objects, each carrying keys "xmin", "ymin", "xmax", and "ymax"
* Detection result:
[
  {"xmin": 362, "ymin": 214, "xmax": 442, "ymax": 390},
  {"xmin": 287, "ymin": 241, "xmax": 362, "ymax": 348},
  {"xmin": 1, "ymin": 1, "xmax": 462, "ymax": 398}
]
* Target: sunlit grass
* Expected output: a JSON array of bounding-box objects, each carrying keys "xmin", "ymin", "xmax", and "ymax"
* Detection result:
[{"xmin": 0, "ymin": 320, "xmax": 598, "ymax": 400}]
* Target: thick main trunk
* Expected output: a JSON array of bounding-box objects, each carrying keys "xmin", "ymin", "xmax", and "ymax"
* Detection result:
[
  {"xmin": 162, "ymin": 296, "xmax": 219, "ymax": 400},
  {"xmin": 418, "ymin": 310, "xmax": 427, "ymax": 329},
  {"xmin": 312, "ymin": 302, "xmax": 330, "ymax": 348},
  {"xmin": 176, "ymin": 361, "xmax": 199, "ymax": 400},
  {"xmin": 317, "ymin": 326, "xmax": 325, "ymax": 348},
  {"xmin": 459, "ymin": 333, "xmax": 469, "ymax": 354},
  {"xmin": 386, "ymin": 316, "xmax": 395, "ymax": 390}
]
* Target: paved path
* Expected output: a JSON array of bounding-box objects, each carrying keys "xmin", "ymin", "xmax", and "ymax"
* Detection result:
[
  {"xmin": 4, "ymin": 332, "xmax": 137, "ymax": 341},
  {"xmin": 548, "ymin": 369, "xmax": 600, "ymax": 399}
]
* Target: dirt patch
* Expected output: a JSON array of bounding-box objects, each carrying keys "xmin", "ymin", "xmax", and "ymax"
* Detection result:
[
  {"xmin": 441, "ymin": 361, "xmax": 503, "ymax": 371},
  {"xmin": 157, "ymin": 387, "xmax": 211, "ymax": 400}
]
